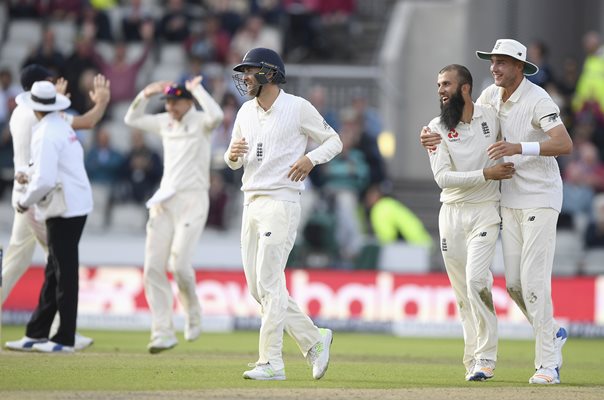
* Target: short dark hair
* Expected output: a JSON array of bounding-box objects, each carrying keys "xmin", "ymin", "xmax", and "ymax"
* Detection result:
[
  {"xmin": 20, "ymin": 64, "xmax": 54, "ymax": 91},
  {"xmin": 439, "ymin": 64, "xmax": 473, "ymax": 95}
]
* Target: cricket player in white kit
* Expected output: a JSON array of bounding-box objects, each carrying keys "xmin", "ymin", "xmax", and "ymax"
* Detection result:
[
  {"xmin": 422, "ymin": 40, "xmax": 572, "ymax": 384},
  {"xmin": 426, "ymin": 64, "xmax": 515, "ymax": 382},
  {"xmin": 226, "ymin": 48, "xmax": 342, "ymax": 380},
  {"xmin": 2, "ymin": 65, "xmax": 110, "ymax": 351},
  {"xmin": 476, "ymin": 39, "xmax": 572, "ymax": 384},
  {"xmin": 124, "ymin": 76, "xmax": 223, "ymax": 353}
]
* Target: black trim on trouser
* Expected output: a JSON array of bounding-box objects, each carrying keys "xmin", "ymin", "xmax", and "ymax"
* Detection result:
[{"xmin": 26, "ymin": 215, "xmax": 87, "ymax": 346}]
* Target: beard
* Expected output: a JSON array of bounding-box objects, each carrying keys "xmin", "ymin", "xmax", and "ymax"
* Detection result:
[{"xmin": 440, "ymin": 87, "xmax": 465, "ymax": 131}]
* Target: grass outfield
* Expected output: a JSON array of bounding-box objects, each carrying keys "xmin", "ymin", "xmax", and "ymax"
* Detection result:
[{"xmin": 0, "ymin": 325, "xmax": 603, "ymax": 400}]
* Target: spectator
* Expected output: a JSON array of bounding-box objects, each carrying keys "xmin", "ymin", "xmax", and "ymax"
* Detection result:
[
  {"xmin": 572, "ymin": 31, "xmax": 604, "ymax": 115},
  {"xmin": 211, "ymin": 93, "xmax": 239, "ymax": 159},
  {"xmin": 119, "ymin": 129, "xmax": 162, "ymax": 204},
  {"xmin": 78, "ymin": 4, "xmax": 114, "ymax": 42},
  {"xmin": 178, "ymin": 55, "xmax": 211, "ymax": 92},
  {"xmin": 251, "ymin": 0, "xmax": 283, "ymax": 26},
  {"xmin": 157, "ymin": 0, "xmax": 193, "ymax": 43},
  {"xmin": 319, "ymin": 109, "xmax": 370, "ymax": 266},
  {"xmin": 92, "ymin": 24, "xmax": 154, "ymax": 106},
  {"xmin": 0, "ymin": 68, "xmax": 21, "ymax": 128},
  {"xmin": 22, "ymin": 27, "xmax": 66, "ymax": 76},
  {"xmin": 230, "ymin": 14, "xmax": 282, "ymax": 58},
  {"xmin": 85, "ymin": 124, "xmax": 125, "ymax": 185},
  {"xmin": 315, "ymin": 0, "xmax": 356, "ymax": 60},
  {"xmin": 206, "ymin": 170, "xmax": 230, "ymax": 230},
  {"xmin": 41, "ymin": 0, "xmax": 83, "ymax": 21},
  {"xmin": 585, "ymin": 194, "xmax": 604, "ymax": 248},
  {"xmin": 340, "ymin": 104, "xmax": 387, "ymax": 188},
  {"xmin": 350, "ymin": 87, "xmax": 383, "ymax": 139},
  {"xmin": 562, "ymin": 141, "xmax": 604, "ymax": 229},
  {"xmin": 7, "ymin": 0, "xmax": 40, "ymax": 19},
  {"xmin": 205, "ymin": 0, "xmax": 248, "ymax": 36},
  {"xmin": 282, "ymin": 0, "xmax": 321, "ymax": 62},
  {"xmin": 527, "ymin": 40, "xmax": 555, "ymax": 88},
  {"xmin": 64, "ymin": 37, "xmax": 99, "ymax": 114},
  {"xmin": 120, "ymin": 0, "xmax": 156, "ymax": 42},
  {"xmin": 364, "ymin": 184, "xmax": 432, "ymax": 248},
  {"xmin": 308, "ymin": 85, "xmax": 340, "ymax": 132},
  {"xmin": 184, "ymin": 14, "xmax": 232, "ymax": 64}
]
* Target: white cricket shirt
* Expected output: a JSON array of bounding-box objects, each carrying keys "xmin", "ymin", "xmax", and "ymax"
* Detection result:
[
  {"xmin": 124, "ymin": 85, "xmax": 224, "ymax": 195},
  {"xmin": 224, "ymin": 90, "xmax": 343, "ymax": 204},
  {"xmin": 19, "ymin": 112, "xmax": 92, "ymax": 218},
  {"xmin": 428, "ymin": 104, "xmax": 501, "ymax": 204},
  {"xmin": 10, "ymin": 104, "xmax": 74, "ymax": 204},
  {"xmin": 477, "ymin": 78, "xmax": 564, "ymax": 212}
]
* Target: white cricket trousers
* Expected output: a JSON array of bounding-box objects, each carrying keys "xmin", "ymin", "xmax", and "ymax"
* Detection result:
[
  {"xmin": 439, "ymin": 202, "xmax": 500, "ymax": 370},
  {"xmin": 144, "ymin": 190, "xmax": 208, "ymax": 340},
  {"xmin": 241, "ymin": 196, "xmax": 321, "ymax": 371},
  {"xmin": 1, "ymin": 209, "xmax": 47, "ymax": 303},
  {"xmin": 501, "ymin": 207, "xmax": 560, "ymax": 370}
]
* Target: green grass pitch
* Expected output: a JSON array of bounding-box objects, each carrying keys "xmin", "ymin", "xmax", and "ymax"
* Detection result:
[{"xmin": 0, "ymin": 325, "xmax": 603, "ymax": 399}]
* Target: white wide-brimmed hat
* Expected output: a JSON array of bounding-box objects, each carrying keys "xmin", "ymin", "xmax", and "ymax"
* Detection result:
[
  {"xmin": 476, "ymin": 39, "xmax": 539, "ymax": 76},
  {"xmin": 15, "ymin": 81, "xmax": 71, "ymax": 111}
]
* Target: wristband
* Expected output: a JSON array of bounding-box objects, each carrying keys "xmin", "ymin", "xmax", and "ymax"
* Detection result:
[{"xmin": 521, "ymin": 142, "xmax": 540, "ymax": 156}]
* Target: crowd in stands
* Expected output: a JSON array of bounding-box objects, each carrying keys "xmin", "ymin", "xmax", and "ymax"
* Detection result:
[{"xmin": 3, "ymin": 3, "xmax": 604, "ymax": 270}]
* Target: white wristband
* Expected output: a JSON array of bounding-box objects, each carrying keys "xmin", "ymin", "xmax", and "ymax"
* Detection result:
[{"xmin": 521, "ymin": 142, "xmax": 540, "ymax": 156}]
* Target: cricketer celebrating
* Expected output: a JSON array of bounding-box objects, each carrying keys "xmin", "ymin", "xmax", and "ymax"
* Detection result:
[
  {"xmin": 124, "ymin": 76, "xmax": 223, "ymax": 353},
  {"xmin": 225, "ymin": 48, "xmax": 342, "ymax": 380},
  {"xmin": 426, "ymin": 64, "xmax": 514, "ymax": 381},
  {"xmin": 476, "ymin": 39, "xmax": 572, "ymax": 384},
  {"xmin": 421, "ymin": 39, "xmax": 572, "ymax": 385}
]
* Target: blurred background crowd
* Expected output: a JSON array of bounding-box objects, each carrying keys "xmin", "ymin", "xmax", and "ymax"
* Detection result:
[{"xmin": 1, "ymin": 0, "xmax": 604, "ymax": 274}]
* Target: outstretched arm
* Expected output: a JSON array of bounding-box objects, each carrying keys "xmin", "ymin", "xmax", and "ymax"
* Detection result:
[
  {"xmin": 71, "ymin": 74, "xmax": 111, "ymax": 130},
  {"xmin": 124, "ymin": 80, "xmax": 171, "ymax": 131},
  {"xmin": 187, "ymin": 75, "xmax": 224, "ymax": 131}
]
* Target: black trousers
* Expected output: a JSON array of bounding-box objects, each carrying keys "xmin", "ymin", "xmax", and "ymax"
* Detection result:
[{"xmin": 26, "ymin": 215, "xmax": 87, "ymax": 346}]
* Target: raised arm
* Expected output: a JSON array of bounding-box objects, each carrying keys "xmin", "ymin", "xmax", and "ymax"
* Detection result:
[
  {"xmin": 124, "ymin": 80, "xmax": 171, "ymax": 131},
  {"xmin": 186, "ymin": 75, "xmax": 224, "ymax": 131},
  {"xmin": 71, "ymin": 74, "xmax": 111, "ymax": 130}
]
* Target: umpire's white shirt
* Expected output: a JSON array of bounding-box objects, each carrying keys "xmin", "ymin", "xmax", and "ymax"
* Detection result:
[
  {"xmin": 124, "ymin": 86, "xmax": 224, "ymax": 197},
  {"xmin": 477, "ymin": 78, "xmax": 564, "ymax": 212},
  {"xmin": 19, "ymin": 112, "xmax": 92, "ymax": 218},
  {"xmin": 10, "ymin": 104, "xmax": 73, "ymax": 205},
  {"xmin": 224, "ymin": 90, "xmax": 343, "ymax": 203},
  {"xmin": 428, "ymin": 104, "xmax": 501, "ymax": 204}
]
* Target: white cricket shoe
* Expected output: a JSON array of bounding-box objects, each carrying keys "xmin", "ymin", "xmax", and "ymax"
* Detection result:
[
  {"xmin": 467, "ymin": 359, "xmax": 495, "ymax": 381},
  {"xmin": 243, "ymin": 363, "xmax": 286, "ymax": 381},
  {"xmin": 529, "ymin": 367, "xmax": 560, "ymax": 384},
  {"xmin": 147, "ymin": 336, "xmax": 178, "ymax": 354},
  {"xmin": 465, "ymin": 360, "xmax": 476, "ymax": 381},
  {"xmin": 5, "ymin": 336, "xmax": 48, "ymax": 352},
  {"xmin": 32, "ymin": 341, "xmax": 75, "ymax": 353},
  {"xmin": 184, "ymin": 323, "xmax": 202, "ymax": 342},
  {"xmin": 306, "ymin": 328, "xmax": 333, "ymax": 380},
  {"xmin": 74, "ymin": 333, "xmax": 94, "ymax": 351}
]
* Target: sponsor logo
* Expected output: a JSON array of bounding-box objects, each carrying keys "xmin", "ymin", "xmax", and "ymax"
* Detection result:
[
  {"xmin": 441, "ymin": 238, "xmax": 447, "ymax": 252},
  {"xmin": 479, "ymin": 232, "xmax": 487, "ymax": 237},
  {"xmin": 528, "ymin": 216, "xmax": 536, "ymax": 222},
  {"xmin": 3, "ymin": 267, "xmax": 601, "ymax": 327}
]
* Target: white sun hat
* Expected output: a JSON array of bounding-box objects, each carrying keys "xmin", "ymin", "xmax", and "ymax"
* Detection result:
[
  {"xmin": 476, "ymin": 39, "xmax": 539, "ymax": 76},
  {"xmin": 16, "ymin": 80, "xmax": 71, "ymax": 112}
]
